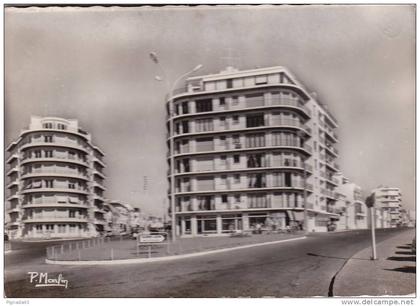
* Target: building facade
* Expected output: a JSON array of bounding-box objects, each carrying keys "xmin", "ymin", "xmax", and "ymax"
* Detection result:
[
  {"xmin": 374, "ymin": 187, "xmax": 402, "ymax": 228},
  {"xmin": 334, "ymin": 174, "xmax": 368, "ymax": 230},
  {"xmin": 107, "ymin": 200, "xmax": 134, "ymax": 235},
  {"xmin": 5, "ymin": 116, "xmax": 107, "ymax": 240},
  {"xmin": 166, "ymin": 66, "xmax": 341, "ymax": 236}
]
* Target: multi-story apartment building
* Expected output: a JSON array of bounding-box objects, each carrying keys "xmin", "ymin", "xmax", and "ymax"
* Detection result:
[
  {"xmin": 374, "ymin": 186, "xmax": 402, "ymax": 227},
  {"xmin": 166, "ymin": 66, "xmax": 341, "ymax": 236},
  {"xmin": 334, "ymin": 173, "xmax": 368, "ymax": 230},
  {"xmin": 5, "ymin": 116, "xmax": 106, "ymax": 240}
]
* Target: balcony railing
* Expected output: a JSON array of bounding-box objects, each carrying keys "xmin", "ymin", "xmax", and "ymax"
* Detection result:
[
  {"xmin": 176, "ymin": 182, "xmax": 313, "ymax": 194},
  {"xmin": 174, "ymin": 141, "xmax": 312, "ymax": 155},
  {"xmin": 22, "ymin": 139, "xmax": 88, "ymax": 152},
  {"xmin": 22, "ymin": 155, "xmax": 88, "ymax": 166},
  {"xmin": 21, "ymin": 169, "xmax": 88, "ymax": 179},
  {"xmin": 22, "ymin": 215, "xmax": 89, "ymax": 222}
]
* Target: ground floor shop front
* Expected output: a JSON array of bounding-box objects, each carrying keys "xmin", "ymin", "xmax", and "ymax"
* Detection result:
[{"xmin": 176, "ymin": 209, "xmax": 339, "ymax": 236}]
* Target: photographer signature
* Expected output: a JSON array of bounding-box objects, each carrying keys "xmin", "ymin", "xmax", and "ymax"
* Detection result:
[{"xmin": 28, "ymin": 272, "xmax": 69, "ymax": 289}]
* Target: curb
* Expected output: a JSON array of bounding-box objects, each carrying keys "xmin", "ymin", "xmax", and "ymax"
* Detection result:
[
  {"xmin": 46, "ymin": 236, "xmax": 307, "ymax": 266},
  {"xmin": 332, "ymin": 229, "xmax": 415, "ymax": 297}
]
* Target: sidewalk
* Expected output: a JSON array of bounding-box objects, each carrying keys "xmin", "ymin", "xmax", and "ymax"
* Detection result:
[
  {"xmin": 334, "ymin": 228, "xmax": 416, "ymax": 296},
  {"xmin": 48, "ymin": 232, "xmax": 305, "ymax": 262}
]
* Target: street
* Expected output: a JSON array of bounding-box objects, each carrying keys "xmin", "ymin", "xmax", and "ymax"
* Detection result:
[{"xmin": 4, "ymin": 228, "xmax": 414, "ymax": 298}]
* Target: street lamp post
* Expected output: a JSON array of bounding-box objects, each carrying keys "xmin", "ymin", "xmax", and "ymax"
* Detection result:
[{"xmin": 150, "ymin": 52, "xmax": 202, "ymax": 242}]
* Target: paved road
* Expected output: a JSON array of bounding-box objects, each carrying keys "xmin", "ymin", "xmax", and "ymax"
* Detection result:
[{"xmin": 4, "ymin": 228, "xmax": 411, "ymax": 298}]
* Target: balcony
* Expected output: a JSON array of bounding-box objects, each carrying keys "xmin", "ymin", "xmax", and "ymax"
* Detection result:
[
  {"xmin": 171, "ymin": 84, "xmax": 312, "ymax": 119},
  {"xmin": 93, "ymin": 181, "xmax": 106, "ymax": 190},
  {"xmin": 23, "ymin": 216, "xmax": 89, "ymax": 223},
  {"xmin": 21, "ymin": 170, "xmax": 89, "ymax": 180},
  {"xmin": 175, "ymin": 182, "xmax": 313, "ymax": 195},
  {"xmin": 323, "ymin": 125, "xmax": 339, "ymax": 141},
  {"xmin": 20, "ymin": 140, "xmax": 89, "ymax": 153},
  {"xmin": 173, "ymin": 140, "xmax": 312, "ymax": 157},
  {"xmin": 6, "ymin": 167, "xmax": 19, "ymax": 176},
  {"xmin": 6, "ymin": 180, "xmax": 19, "ymax": 189},
  {"xmin": 7, "ymin": 194, "xmax": 20, "ymax": 201},
  {"xmin": 7, "ymin": 207, "xmax": 20, "ymax": 214},
  {"xmin": 325, "ymin": 158, "xmax": 339, "ymax": 171},
  {"xmin": 21, "ymin": 187, "xmax": 89, "ymax": 195},
  {"xmin": 21, "ymin": 156, "xmax": 89, "ymax": 167},
  {"xmin": 22, "ymin": 202, "xmax": 89, "ymax": 209},
  {"xmin": 322, "ymin": 189, "xmax": 338, "ymax": 200},
  {"xmin": 325, "ymin": 144, "xmax": 339, "ymax": 156},
  {"xmin": 93, "ymin": 157, "xmax": 106, "ymax": 167},
  {"xmin": 93, "ymin": 169, "xmax": 106, "ymax": 178},
  {"xmin": 6, "ymin": 153, "xmax": 19, "ymax": 164}
]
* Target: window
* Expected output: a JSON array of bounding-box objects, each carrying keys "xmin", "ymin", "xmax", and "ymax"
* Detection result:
[
  {"xmin": 219, "ymin": 116, "xmax": 226, "ymax": 127},
  {"xmin": 44, "ymin": 135, "xmax": 53, "ymax": 143},
  {"xmin": 196, "ymin": 99, "xmax": 213, "ymax": 113},
  {"xmin": 43, "ymin": 123, "xmax": 53, "ymax": 129},
  {"xmin": 226, "ymin": 79, "xmax": 233, "ymax": 88},
  {"xmin": 232, "ymin": 135, "xmax": 241, "ymax": 148},
  {"xmin": 220, "ymin": 136, "xmax": 227, "ymax": 148},
  {"xmin": 232, "ymin": 115, "xmax": 239, "ymax": 125},
  {"xmin": 234, "ymin": 194, "xmax": 241, "ymax": 203},
  {"xmin": 58, "ymin": 224, "xmax": 66, "ymax": 233},
  {"xmin": 46, "ymin": 224, "xmax": 54, "ymax": 232},
  {"xmin": 246, "ymin": 113, "xmax": 265, "ymax": 128},
  {"xmin": 196, "ymin": 119, "xmax": 213, "ymax": 132},
  {"xmin": 222, "ymin": 214, "xmax": 242, "ymax": 232},
  {"xmin": 245, "ymin": 93, "xmax": 264, "ymax": 107},
  {"xmin": 234, "ymin": 174, "xmax": 240, "ymax": 184},
  {"xmin": 231, "ymin": 96, "xmax": 239, "ymax": 106},
  {"xmin": 196, "ymin": 176, "xmax": 214, "ymax": 191},
  {"xmin": 36, "ymin": 225, "xmax": 43, "ymax": 233},
  {"xmin": 221, "ymin": 194, "xmax": 228, "ymax": 203},
  {"xmin": 233, "ymin": 155, "xmax": 240, "ymax": 163},
  {"xmin": 34, "ymin": 150, "xmax": 42, "ymax": 158},
  {"xmin": 69, "ymin": 210, "xmax": 76, "ymax": 218},
  {"xmin": 68, "ymin": 182, "xmax": 76, "ymax": 189},
  {"xmin": 45, "ymin": 180, "xmax": 53, "ymax": 188},
  {"xmin": 182, "ymin": 102, "xmax": 189, "ymax": 114},
  {"xmin": 45, "ymin": 150, "xmax": 53, "ymax": 158},
  {"xmin": 248, "ymin": 194, "xmax": 268, "ymax": 208},
  {"xmin": 182, "ymin": 121, "xmax": 189, "ymax": 133},
  {"xmin": 196, "ymin": 137, "xmax": 214, "ymax": 152},
  {"xmin": 219, "ymin": 97, "xmax": 226, "ymax": 106},
  {"xmin": 255, "ymin": 75, "xmax": 268, "ymax": 85},
  {"xmin": 248, "ymin": 173, "xmax": 266, "ymax": 188},
  {"xmin": 197, "ymin": 196, "xmax": 215, "ymax": 211},
  {"xmin": 246, "ymin": 133, "xmax": 265, "ymax": 148},
  {"xmin": 57, "ymin": 123, "xmax": 66, "ymax": 130},
  {"xmin": 197, "ymin": 215, "xmax": 217, "ymax": 233},
  {"xmin": 247, "ymin": 153, "xmax": 265, "ymax": 168},
  {"xmin": 69, "ymin": 224, "xmax": 77, "ymax": 233}
]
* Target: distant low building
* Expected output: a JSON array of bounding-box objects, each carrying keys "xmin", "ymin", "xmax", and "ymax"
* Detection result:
[
  {"xmin": 334, "ymin": 173, "xmax": 368, "ymax": 231},
  {"xmin": 108, "ymin": 200, "xmax": 134, "ymax": 235}
]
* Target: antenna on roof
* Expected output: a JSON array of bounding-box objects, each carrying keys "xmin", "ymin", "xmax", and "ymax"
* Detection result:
[{"xmin": 221, "ymin": 47, "xmax": 241, "ymax": 70}]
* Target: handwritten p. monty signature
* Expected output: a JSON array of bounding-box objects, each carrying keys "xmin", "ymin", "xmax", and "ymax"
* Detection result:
[{"xmin": 28, "ymin": 272, "xmax": 69, "ymax": 289}]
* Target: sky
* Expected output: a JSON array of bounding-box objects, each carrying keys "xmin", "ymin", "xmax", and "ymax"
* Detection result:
[{"xmin": 5, "ymin": 5, "xmax": 415, "ymax": 217}]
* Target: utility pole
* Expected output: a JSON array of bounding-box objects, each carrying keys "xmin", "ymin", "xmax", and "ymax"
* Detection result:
[{"xmin": 366, "ymin": 192, "xmax": 377, "ymax": 260}]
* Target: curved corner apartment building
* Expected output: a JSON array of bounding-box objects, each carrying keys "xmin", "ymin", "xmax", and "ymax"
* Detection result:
[
  {"xmin": 167, "ymin": 66, "xmax": 341, "ymax": 236},
  {"xmin": 5, "ymin": 116, "xmax": 107, "ymax": 240}
]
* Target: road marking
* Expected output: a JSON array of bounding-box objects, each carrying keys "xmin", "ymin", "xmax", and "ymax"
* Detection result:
[{"xmin": 46, "ymin": 236, "xmax": 307, "ymax": 266}]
